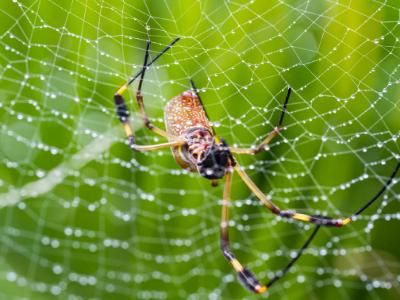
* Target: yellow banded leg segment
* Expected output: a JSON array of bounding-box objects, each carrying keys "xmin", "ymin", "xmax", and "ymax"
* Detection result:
[
  {"xmin": 237, "ymin": 267, "xmax": 268, "ymax": 294},
  {"xmin": 230, "ymin": 258, "xmax": 244, "ymax": 272},
  {"xmin": 123, "ymin": 123, "xmax": 133, "ymax": 138},
  {"xmin": 114, "ymin": 90, "xmax": 136, "ymax": 147},
  {"xmin": 256, "ymin": 285, "xmax": 268, "ymax": 294},
  {"xmin": 292, "ymin": 213, "xmax": 311, "ymax": 222},
  {"xmin": 341, "ymin": 217, "xmax": 352, "ymax": 225},
  {"xmin": 284, "ymin": 211, "xmax": 351, "ymax": 227},
  {"xmin": 117, "ymin": 84, "xmax": 128, "ymax": 96},
  {"xmin": 223, "ymin": 250, "xmax": 268, "ymax": 294},
  {"xmin": 220, "ymin": 170, "xmax": 268, "ymax": 294}
]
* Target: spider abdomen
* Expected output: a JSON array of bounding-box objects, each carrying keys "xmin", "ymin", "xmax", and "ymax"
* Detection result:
[
  {"xmin": 164, "ymin": 91, "xmax": 214, "ymax": 171},
  {"xmin": 164, "ymin": 91, "xmax": 213, "ymax": 136}
]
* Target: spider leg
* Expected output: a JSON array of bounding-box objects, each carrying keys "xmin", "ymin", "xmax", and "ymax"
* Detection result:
[
  {"xmin": 221, "ymin": 167, "xmax": 322, "ymax": 293},
  {"xmin": 135, "ymin": 41, "xmax": 173, "ymax": 138},
  {"xmin": 234, "ymin": 161, "xmax": 400, "ymax": 227},
  {"xmin": 114, "ymin": 38, "xmax": 182, "ymax": 151},
  {"xmin": 114, "ymin": 37, "xmax": 179, "ymax": 99},
  {"xmin": 220, "ymin": 168, "xmax": 268, "ymax": 294},
  {"xmin": 114, "ymin": 95, "xmax": 182, "ymax": 151},
  {"xmin": 230, "ymin": 88, "xmax": 291, "ymax": 155},
  {"xmin": 131, "ymin": 140, "xmax": 185, "ymax": 152}
]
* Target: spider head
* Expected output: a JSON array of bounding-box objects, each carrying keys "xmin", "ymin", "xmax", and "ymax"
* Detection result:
[{"xmin": 197, "ymin": 137, "xmax": 231, "ymax": 179}]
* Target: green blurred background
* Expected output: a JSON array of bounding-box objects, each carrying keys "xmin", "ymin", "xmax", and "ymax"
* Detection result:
[{"xmin": 0, "ymin": 0, "xmax": 399, "ymax": 299}]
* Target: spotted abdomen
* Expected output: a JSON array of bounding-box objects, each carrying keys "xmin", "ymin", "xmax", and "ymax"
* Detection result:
[
  {"xmin": 164, "ymin": 91, "xmax": 212, "ymax": 137},
  {"xmin": 164, "ymin": 91, "xmax": 213, "ymax": 171}
]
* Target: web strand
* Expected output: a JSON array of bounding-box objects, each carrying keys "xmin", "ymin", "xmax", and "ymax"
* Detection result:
[{"xmin": 0, "ymin": 1, "xmax": 399, "ymax": 299}]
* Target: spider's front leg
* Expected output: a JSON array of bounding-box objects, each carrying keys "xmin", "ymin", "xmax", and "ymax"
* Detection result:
[
  {"xmin": 114, "ymin": 90, "xmax": 183, "ymax": 152},
  {"xmin": 230, "ymin": 88, "xmax": 291, "ymax": 155},
  {"xmin": 133, "ymin": 41, "xmax": 172, "ymax": 139},
  {"xmin": 114, "ymin": 39, "xmax": 183, "ymax": 152}
]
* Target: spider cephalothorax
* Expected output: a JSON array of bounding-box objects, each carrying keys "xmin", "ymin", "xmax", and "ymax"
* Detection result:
[
  {"xmin": 197, "ymin": 137, "xmax": 231, "ymax": 179},
  {"xmin": 182, "ymin": 128, "xmax": 232, "ymax": 179}
]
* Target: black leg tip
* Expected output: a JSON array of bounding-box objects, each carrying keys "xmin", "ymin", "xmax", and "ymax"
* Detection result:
[{"xmin": 190, "ymin": 78, "xmax": 195, "ymax": 89}]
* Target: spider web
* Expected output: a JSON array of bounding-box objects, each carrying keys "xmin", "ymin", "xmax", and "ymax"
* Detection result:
[{"xmin": 0, "ymin": 0, "xmax": 400, "ymax": 299}]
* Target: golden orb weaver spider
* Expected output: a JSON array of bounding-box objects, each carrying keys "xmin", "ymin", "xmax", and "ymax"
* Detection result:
[{"xmin": 113, "ymin": 38, "xmax": 400, "ymax": 294}]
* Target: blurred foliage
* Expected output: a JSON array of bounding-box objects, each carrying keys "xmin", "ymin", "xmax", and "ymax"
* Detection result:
[{"xmin": 0, "ymin": 0, "xmax": 399, "ymax": 299}]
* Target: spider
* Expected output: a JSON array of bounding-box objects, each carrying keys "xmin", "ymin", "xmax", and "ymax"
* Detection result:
[{"xmin": 113, "ymin": 38, "xmax": 400, "ymax": 294}]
